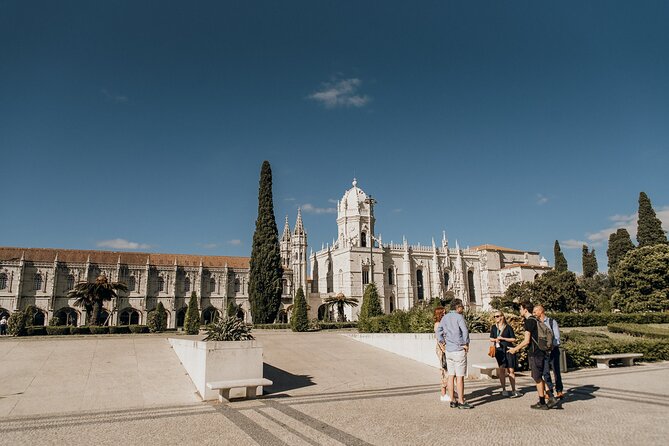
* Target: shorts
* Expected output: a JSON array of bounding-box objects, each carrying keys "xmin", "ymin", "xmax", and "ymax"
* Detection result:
[
  {"xmin": 446, "ymin": 349, "xmax": 467, "ymax": 377},
  {"xmin": 495, "ymin": 348, "xmax": 517, "ymax": 370},
  {"xmin": 529, "ymin": 353, "xmax": 549, "ymax": 382}
]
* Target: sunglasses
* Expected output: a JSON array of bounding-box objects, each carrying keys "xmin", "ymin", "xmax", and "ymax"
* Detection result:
[{"xmin": 494, "ymin": 315, "xmax": 503, "ymax": 318}]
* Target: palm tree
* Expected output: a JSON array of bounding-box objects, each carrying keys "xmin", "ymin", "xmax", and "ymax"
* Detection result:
[
  {"xmin": 68, "ymin": 275, "xmax": 128, "ymax": 325},
  {"xmin": 324, "ymin": 293, "xmax": 359, "ymax": 322}
]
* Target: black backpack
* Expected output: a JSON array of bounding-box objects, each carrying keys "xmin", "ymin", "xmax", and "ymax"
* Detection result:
[{"xmin": 531, "ymin": 316, "xmax": 554, "ymax": 352}]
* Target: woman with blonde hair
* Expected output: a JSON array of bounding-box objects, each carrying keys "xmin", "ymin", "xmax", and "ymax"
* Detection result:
[
  {"xmin": 489, "ymin": 311, "xmax": 521, "ymax": 397},
  {"xmin": 434, "ymin": 306, "xmax": 450, "ymax": 402}
]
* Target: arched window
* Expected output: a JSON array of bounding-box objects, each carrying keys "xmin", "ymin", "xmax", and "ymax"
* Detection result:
[
  {"xmin": 184, "ymin": 277, "xmax": 191, "ymax": 292},
  {"xmin": 176, "ymin": 307, "xmax": 187, "ymax": 328},
  {"xmin": 66, "ymin": 274, "xmax": 75, "ymax": 290},
  {"xmin": 362, "ymin": 267, "xmax": 369, "ymax": 285},
  {"xmin": 127, "ymin": 276, "xmax": 136, "ymax": 292},
  {"xmin": 0, "ymin": 273, "xmax": 7, "ymax": 290},
  {"xmin": 55, "ymin": 308, "xmax": 78, "ymax": 326},
  {"xmin": 33, "ymin": 309, "xmax": 46, "ymax": 326},
  {"xmin": 360, "ymin": 232, "xmax": 367, "ymax": 247},
  {"xmin": 467, "ymin": 270, "xmax": 476, "ymax": 303},
  {"xmin": 33, "ymin": 274, "xmax": 43, "ymax": 291},
  {"xmin": 209, "ymin": 277, "xmax": 216, "ymax": 293},
  {"xmin": 234, "ymin": 278, "xmax": 240, "ymax": 293},
  {"xmin": 282, "ymin": 279, "xmax": 288, "ymax": 295},
  {"xmin": 416, "ymin": 270, "xmax": 424, "ymax": 300},
  {"xmin": 388, "ymin": 268, "xmax": 394, "ymax": 285},
  {"xmin": 443, "ymin": 272, "xmax": 449, "ymax": 289},
  {"xmin": 326, "ymin": 262, "xmax": 333, "ymax": 293},
  {"xmin": 119, "ymin": 308, "xmax": 141, "ymax": 325},
  {"xmin": 202, "ymin": 307, "xmax": 220, "ymax": 325},
  {"xmin": 157, "ymin": 277, "xmax": 165, "ymax": 292},
  {"xmin": 98, "ymin": 309, "xmax": 111, "ymax": 326},
  {"xmin": 389, "ymin": 295, "xmax": 395, "ymax": 313}
]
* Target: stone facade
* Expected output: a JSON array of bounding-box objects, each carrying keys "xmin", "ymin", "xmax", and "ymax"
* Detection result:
[{"xmin": 0, "ymin": 179, "xmax": 550, "ymax": 326}]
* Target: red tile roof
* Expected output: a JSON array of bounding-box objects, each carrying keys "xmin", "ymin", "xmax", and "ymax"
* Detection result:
[{"xmin": 473, "ymin": 244, "xmax": 539, "ymax": 255}]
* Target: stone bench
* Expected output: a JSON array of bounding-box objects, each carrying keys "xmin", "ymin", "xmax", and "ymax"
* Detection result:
[
  {"xmin": 207, "ymin": 378, "xmax": 273, "ymax": 402},
  {"xmin": 590, "ymin": 353, "xmax": 643, "ymax": 369},
  {"xmin": 472, "ymin": 363, "xmax": 499, "ymax": 379}
]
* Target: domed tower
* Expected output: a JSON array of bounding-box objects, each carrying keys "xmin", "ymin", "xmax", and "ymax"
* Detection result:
[
  {"xmin": 292, "ymin": 208, "xmax": 308, "ymax": 294},
  {"xmin": 337, "ymin": 178, "xmax": 375, "ymax": 249}
]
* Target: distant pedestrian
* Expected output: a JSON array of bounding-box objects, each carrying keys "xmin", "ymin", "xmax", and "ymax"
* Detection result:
[
  {"xmin": 437, "ymin": 299, "xmax": 472, "ymax": 409},
  {"xmin": 0, "ymin": 315, "xmax": 7, "ymax": 335},
  {"xmin": 489, "ymin": 312, "xmax": 521, "ymax": 397},
  {"xmin": 508, "ymin": 301, "xmax": 557, "ymax": 410},
  {"xmin": 534, "ymin": 305, "xmax": 564, "ymax": 399},
  {"xmin": 433, "ymin": 306, "xmax": 450, "ymax": 402}
]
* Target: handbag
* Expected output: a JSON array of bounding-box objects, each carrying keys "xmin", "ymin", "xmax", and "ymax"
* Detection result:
[{"xmin": 488, "ymin": 345, "xmax": 496, "ymax": 358}]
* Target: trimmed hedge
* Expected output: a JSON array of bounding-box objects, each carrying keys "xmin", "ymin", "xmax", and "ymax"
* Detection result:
[
  {"xmin": 549, "ymin": 312, "xmax": 669, "ymax": 327},
  {"xmin": 46, "ymin": 326, "xmax": 71, "ymax": 335},
  {"xmin": 109, "ymin": 325, "xmax": 131, "ymax": 334},
  {"xmin": 561, "ymin": 330, "xmax": 669, "ymax": 368},
  {"xmin": 25, "ymin": 326, "xmax": 47, "ymax": 336},
  {"xmin": 318, "ymin": 322, "xmax": 357, "ymax": 330},
  {"xmin": 89, "ymin": 326, "xmax": 110, "ymax": 334},
  {"xmin": 70, "ymin": 326, "xmax": 90, "ymax": 335},
  {"xmin": 128, "ymin": 325, "xmax": 149, "ymax": 334},
  {"xmin": 607, "ymin": 323, "xmax": 669, "ymax": 339},
  {"xmin": 253, "ymin": 323, "xmax": 290, "ymax": 330}
]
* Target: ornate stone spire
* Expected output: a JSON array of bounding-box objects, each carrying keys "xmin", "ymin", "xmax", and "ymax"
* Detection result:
[
  {"xmin": 294, "ymin": 208, "xmax": 305, "ymax": 236},
  {"xmin": 281, "ymin": 215, "xmax": 291, "ymax": 241}
]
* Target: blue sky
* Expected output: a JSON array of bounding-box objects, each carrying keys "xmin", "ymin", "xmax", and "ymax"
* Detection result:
[{"xmin": 1, "ymin": 1, "xmax": 668, "ymax": 273}]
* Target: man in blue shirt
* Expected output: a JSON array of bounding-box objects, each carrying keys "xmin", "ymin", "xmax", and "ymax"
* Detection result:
[
  {"xmin": 534, "ymin": 305, "xmax": 564, "ymax": 398},
  {"xmin": 437, "ymin": 299, "xmax": 472, "ymax": 409}
]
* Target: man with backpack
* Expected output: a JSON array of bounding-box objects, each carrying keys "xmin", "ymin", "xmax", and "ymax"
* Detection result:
[
  {"xmin": 534, "ymin": 305, "xmax": 564, "ymax": 399},
  {"xmin": 508, "ymin": 300, "xmax": 558, "ymax": 410}
]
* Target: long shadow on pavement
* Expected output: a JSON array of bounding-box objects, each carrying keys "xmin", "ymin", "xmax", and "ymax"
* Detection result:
[{"xmin": 263, "ymin": 363, "xmax": 315, "ymax": 394}]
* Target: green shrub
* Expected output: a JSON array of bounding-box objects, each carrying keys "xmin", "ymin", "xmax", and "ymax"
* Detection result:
[
  {"xmin": 70, "ymin": 326, "xmax": 90, "ymax": 335},
  {"xmin": 147, "ymin": 302, "xmax": 168, "ymax": 333},
  {"xmin": 49, "ymin": 317, "xmax": 61, "ymax": 326},
  {"xmin": 25, "ymin": 326, "xmax": 47, "ymax": 336},
  {"xmin": 386, "ymin": 310, "xmax": 410, "ymax": 333},
  {"xmin": 464, "ymin": 309, "xmax": 493, "ymax": 334},
  {"xmin": 7, "ymin": 311, "xmax": 28, "ymax": 336},
  {"xmin": 184, "ymin": 292, "xmax": 201, "ymax": 335},
  {"xmin": 407, "ymin": 304, "xmax": 433, "ymax": 333},
  {"xmin": 253, "ymin": 323, "xmax": 290, "ymax": 329},
  {"xmin": 318, "ymin": 322, "xmax": 357, "ymax": 330},
  {"xmin": 607, "ymin": 323, "xmax": 669, "ymax": 339},
  {"xmin": 89, "ymin": 326, "xmax": 110, "ymax": 334},
  {"xmin": 109, "ymin": 325, "xmax": 131, "ymax": 334},
  {"xmin": 561, "ymin": 330, "xmax": 669, "ymax": 368},
  {"xmin": 46, "ymin": 326, "xmax": 71, "ymax": 335},
  {"xmin": 128, "ymin": 325, "xmax": 149, "ymax": 334},
  {"xmin": 549, "ymin": 312, "xmax": 669, "ymax": 327},
  {"xmin": 290, "ymin": 287, "xmax": 309, "ymax": 332},
  {"xmin": 204, "ymin": 318, "xmax": 254, "ymax": 341}
]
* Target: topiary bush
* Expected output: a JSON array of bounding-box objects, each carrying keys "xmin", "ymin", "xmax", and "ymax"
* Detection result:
[
  {"xmin": 129, "ymin": 325, "xmax": 149, "ymax": 334},
  {"xmin": 89, "ymin": 326, "xmax": 109, "ymax": 334},
  {"xmin": 290, "ymin": 287, "xmax": 309, "ymax": 332},
  {"xmin": 203, "ymin": 317, "xmax": 254, "ymax": 341},
  {"xmin": 184, "ymin": 292, "xmax": 201, "ymax": 335},
  {"xmin": 110, "ymin": 325, "xmax": 131, "ymax": 334},
  {"xmin": 147, "ymin": 302, "xmax": 168, "ymax": 333},
  {"xmin": 46, "ymin": 326, "xmax": 71, "ymax": 335}
]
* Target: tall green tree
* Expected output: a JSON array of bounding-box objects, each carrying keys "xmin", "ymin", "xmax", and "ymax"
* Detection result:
[
  {"xmin": 492, "ymin": 281, "xmax": 533, "ymax": 312},
  {"xmin": 68, "ymin": 275, "xmax": 127, "ymax": 325},
  {"xmin": 184, "ymin": 291, "xmax": 200, "ymax": 335},
  {"xmin": 359, "ymin": 283, "xmax": 383, "ymax": 320},
  {"xmin": 147, "ymin": 302, "xmax": 167, "ymax": 332},
  {"xmin": 249, "ymin": 161, "xmax": 283, "ymax": 324},
  {"xmin": 612, "ymin": 244, "xmax": 669, "ymax": 312},
  {"xmin": 637, "ymin": 192, "xmax": 667, "ymax": 247},
  {"xmin": 554, "ymin": 240, "xmax": 568, "ymax": 272},
  {"xmin": 532, "ymin": 270, "xmax": 587, "ymax": 312},
  {"xmin": 290, "ymin": 287, "xmax": 309, "ymax": 332},
  {"xmin": 582, "ymin": 245, "xmax": 598, "ymax": 278},
  {"xmin": 607, "ymin": 228, "xmax": 635, "ymax": 273}
]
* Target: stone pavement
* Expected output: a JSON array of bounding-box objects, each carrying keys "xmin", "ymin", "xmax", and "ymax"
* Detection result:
[{"xmin": 1, "ymin": 331, "xmax": 668, "ymax": 445}]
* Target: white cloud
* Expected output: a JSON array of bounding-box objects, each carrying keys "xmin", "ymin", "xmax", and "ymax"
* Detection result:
[
  {"xmin": 308, "ymin": 78, "xmax": 371, "ymax": 108},
  {"xmin": 228, "ymin": 239, "xmax": 242, "ymax": 246},
  {"xmin": 301, "ymin": 203, "xmax": 336, "ymax": 214},
  {"xmin": 561, "ymin": 239, "xmax": 587, "ymax": 249},
  {"xmin": 536, "ymin": 194, "xmax": 549, "ymax": 205},
  {"xmin": 101, "ymin": 88, "xmax": 128, "ymax": 103},
  {"xmin": 198, "ymin": 243, "xmax": 219, "ymax": 249},
  {"xmin": 97, "ymin": 239, "xmax": 150, "ymax": 250},
  {"xmin": 328, "ymin": 198, "xmax": 338, "ymax": 204},
  {"xmin": 392, "ymin": 208, "xmax": 403, "ymax": 213},
  {"xmin": 284, "ymin": 197, "xmax": 296, "ymax": 202},
  {"xmin": 585, "ymin": 206, "xmax": 669, "ymax": 246}
]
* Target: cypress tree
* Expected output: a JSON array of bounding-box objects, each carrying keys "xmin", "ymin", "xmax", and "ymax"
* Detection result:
[
  {"xmin": 148, "ymin": 302, "xmax": 167, "ymax": 332},
  {"xmin": 290, "ymin": 287, "xmax": 309, "ymax": 332},
  {"xmin": 359, "ymin": 283, "xmax": 383, "ymax": 320},
  {"xmin": 554, "ymin": 240, "xmax": 568, "ymax": 272},
  {"xmin": 637, "ymin": 192, "xmax": 667, "ymax": 247},
  {"xmin": 184, "ymin": 291, "xmax": 200, "ymax": 335},
  {"xmin": 607, "ymin": 228, "xmax": 635, "ymax": 271},
  {"xmin": 582, "ymin": 245, "xmax": 598, "ymax": 279},
  {"xmin": 249, "ymin": 161, "xmax": 283, "ymax": 324}
]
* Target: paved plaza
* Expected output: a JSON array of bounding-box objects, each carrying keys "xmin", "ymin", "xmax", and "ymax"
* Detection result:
[{"xmin": 1, "ymin": 331, "xmax": 668, "ymax": 445}]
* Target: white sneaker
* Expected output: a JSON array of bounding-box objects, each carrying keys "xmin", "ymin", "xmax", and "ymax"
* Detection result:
[
  {"xmin": 440, "ymin": 394, "xmax": 451, "ymax": 402},
  {"xmin": 510, "ymin": 391, "xmax": 522, "ymax": 398},
  {"xmin": 502, "ymin": 390, "xmax": 510, "ymax": 397}
]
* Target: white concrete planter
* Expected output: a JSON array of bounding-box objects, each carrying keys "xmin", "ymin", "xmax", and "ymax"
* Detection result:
[{"xmin": 169, "ymin": 338, "xmax": 264, "ymax": 401}]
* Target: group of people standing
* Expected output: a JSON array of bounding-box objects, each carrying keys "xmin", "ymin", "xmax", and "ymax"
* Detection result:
[{"xmin": 434, "ymin": 299, "xmax": 564, "ymax": 410}]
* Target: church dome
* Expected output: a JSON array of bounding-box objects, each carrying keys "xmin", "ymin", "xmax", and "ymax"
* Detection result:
[{"xmin": 340, "ymin": 178, "xmax": 369, "ymax": 213}]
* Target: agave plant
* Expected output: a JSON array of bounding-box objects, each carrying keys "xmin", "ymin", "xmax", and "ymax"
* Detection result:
[{"xmin": 203, "ymin": 317, "xmax": 254, "ymax": 341}]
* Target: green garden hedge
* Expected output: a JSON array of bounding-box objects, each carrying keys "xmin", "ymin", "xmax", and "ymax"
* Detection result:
[
  {"xmin": 549, "ymin": 312, "xmax": 669, "ymax": 327},
  {"xmin": 607, "ymin": 323, "xmax": 669, "ymax": 339},
  {"xmin": 561, "ymin": 330, "xmax": 669, "ymax": 368},
  {"xmin": 46, "ymin": 326, "xmax": 71, "ymax": 335}
]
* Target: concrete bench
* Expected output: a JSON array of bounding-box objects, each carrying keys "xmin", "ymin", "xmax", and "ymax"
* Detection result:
[
  {"xmin": 590, "ymin": 353, "xmax": 643, "ymax": 369},
  {"xmin": 207, "ymin": 378, "xmax": 273, "ymax": 402},
  {"xmin": 472, "ymin": 363, "xmax": 499, "ymax": 379}
]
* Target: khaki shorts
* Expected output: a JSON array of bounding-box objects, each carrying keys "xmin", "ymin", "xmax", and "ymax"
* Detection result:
[{"xmin": 446, "ymin": 349, "xmax": 467, "ymax": 377}]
